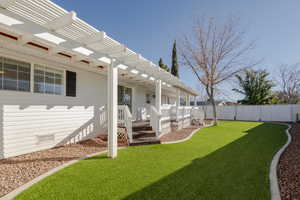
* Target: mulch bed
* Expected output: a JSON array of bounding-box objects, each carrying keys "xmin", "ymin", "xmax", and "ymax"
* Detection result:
[
  {"xmin": 160, "ymin": 125, "xmax": 202, "ymax": 143},
  {"xmin": 278, "ymin": 123, "xmax": 300, "ymax": 200}
]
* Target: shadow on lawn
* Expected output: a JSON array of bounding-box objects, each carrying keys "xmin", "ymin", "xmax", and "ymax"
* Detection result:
[{"xmin": 123, "ymin": 123, "xmax": 286, "ymax": 200}]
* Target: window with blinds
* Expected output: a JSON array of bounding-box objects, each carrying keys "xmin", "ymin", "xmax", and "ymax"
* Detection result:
[
  {"xmin": 0, "ymin": 57, "xmax": 30, "ymax": 92},
  {"xmin": 34, "ymin": 64, "xmax": 63, "ymax": 95}
]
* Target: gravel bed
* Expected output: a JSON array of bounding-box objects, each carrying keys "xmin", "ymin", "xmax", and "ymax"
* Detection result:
[
  {"xmin": 0, "ymin": 126, "xmax": 204, "ymax": 197},
  {"xmin": 160, "ymin": 125, "xmax": 202, "ymax": 143},
  {"xmin": 278, "ymin": 123, "xmax": 300, "ymax": 200},
  {"xmin": 0, "ymin": 137, "xmax": 127, "ymax": 198}
]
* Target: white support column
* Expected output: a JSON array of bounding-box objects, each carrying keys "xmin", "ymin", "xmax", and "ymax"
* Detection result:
[
  {"xmin": 107, "ymin": 59, "xmax": 118, "ymax": 158},
  {"xmin": 176, "ymin": 89, "xmax": 180, "ymax": 107},
  {"xmin": 155, "ymin": 79, "xmax": 162, "ymax": 135},
  {"xmin": 193, "ymin": 96, "xmax": 197, "ymax": 107},
  {"xmin": 30, "ymin": 63, "xmax": 34, "ymax": 93},
  {"xmin": 187, "ymin": 94, "xmax": 191, "ymax": 106},
  {"xmin": 155, "ymin": 80, "xmax": 162, "ymax": 111},
  {"xmin": 176, "ymin": 89, "xmax": 181, "ymax": 121}
]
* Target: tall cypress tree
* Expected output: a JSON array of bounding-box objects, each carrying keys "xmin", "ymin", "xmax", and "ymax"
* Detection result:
[
  {"xmin": 159, "ymin": 58, "xmax": 164, "ymax": 68},
  {"xmin": 158, "ymin": 58, "xmax": 170, "ymax": 72},
  {"xmin": 171, "ymin": 40, "xmax": 179, "ymax": 78}
]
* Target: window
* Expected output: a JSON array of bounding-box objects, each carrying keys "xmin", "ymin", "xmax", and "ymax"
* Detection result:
[
  {"xmin": 0, "ymin": 57, "xmax": 30, "ymax": 92},
  {"xmin": 34, "ymin": 64, "xmax": 63, "ymax": 95},
  {"xmin": 180, "ymin": 97, "xmax": 186, "ymax": 106},
  {"xmin": 118, "ymin": 85, "xmax": 132, "ymax": 111},
  {"xmin": 66, "ymin": 71, "xmax": 76, "ymax": 97}
]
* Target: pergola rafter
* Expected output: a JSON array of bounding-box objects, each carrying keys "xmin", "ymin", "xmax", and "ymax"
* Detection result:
[
  {"xmin": 0, "ymin": 0, "xmax": 16, "ymax": 9},
  {"xmin": 78, "ymin": 31, "xmax": 106, "ymax": 45},
  {"xmin": 44, "ymin": 11, "xmax": 77, "ymax": 31}
]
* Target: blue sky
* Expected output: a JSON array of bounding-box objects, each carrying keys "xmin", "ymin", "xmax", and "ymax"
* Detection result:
[{"xmin": 53, "ymin": 0, "xmax": 300, "ymax": 100}]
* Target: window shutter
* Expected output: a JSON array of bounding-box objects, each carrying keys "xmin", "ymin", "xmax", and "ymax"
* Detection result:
[{"xmin": 66, "ymin": 71, "xmax": 76, "ymax": 97}]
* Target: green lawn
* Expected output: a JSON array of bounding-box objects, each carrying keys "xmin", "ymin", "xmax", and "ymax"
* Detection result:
[{"xmin": 15, "ymin": 121, "xmax": 287, "ymax": 200}]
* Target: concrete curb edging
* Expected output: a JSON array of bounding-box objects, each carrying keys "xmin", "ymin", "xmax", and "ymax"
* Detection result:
[
  {"xmin": 161, "ymin": 125, "xmax": 213, "ymax": 145},
  {"xmin": 270, "ymin": 123, "xmax": 292, "ymax": 200},
  {"xmin": 1, "ymin": 125, "xmax": 211, "ymax": 200},
  {"xmin": 0, "ymin": 147, "xmax": 126, "ymax": 200}
]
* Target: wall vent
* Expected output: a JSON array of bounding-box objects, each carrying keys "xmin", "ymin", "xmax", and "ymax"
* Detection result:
[{"xmin": 36, "ymin": 134, "xmax": 55, "ymax": 145}]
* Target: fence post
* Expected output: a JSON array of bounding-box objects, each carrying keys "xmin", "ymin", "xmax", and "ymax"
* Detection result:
[
  {"xmin": 259, "ymin": 106, "xmax": 262, "ymax": 122},
  {"xmin": 234, "ymin": 105, "xmax": 237, "ymax": 121},
  {"xmin": 290, "ymin": 104, "xmax": 294, "ymax": 122}
]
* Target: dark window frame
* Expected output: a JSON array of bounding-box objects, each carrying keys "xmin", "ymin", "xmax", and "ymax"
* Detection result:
[{"xmin": 66, "ymin": 71, "xmax": 76, "ymax": 97}]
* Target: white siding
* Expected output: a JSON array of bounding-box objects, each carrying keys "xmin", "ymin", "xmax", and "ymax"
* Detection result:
[
  {"xmin": 0, "ymin": 52, "xmax": 179, "ymax": 159},
  {"xmin": 132, "ymin": 85, "xmax": 147, "ymax": 120},
  {"xmin": 0, "ymin": 64, "xmax": 168, "ymax": 159},
  {"xmin": 1, "ymin": 67, "xmax": 108, "ymax": 158},
  {"xmin": 0, "ymin": 70, "xmax": 157, "ymax": 158}
]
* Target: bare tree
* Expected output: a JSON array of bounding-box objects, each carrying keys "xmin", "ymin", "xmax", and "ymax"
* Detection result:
[
  {"xmin": 196, "ymin": 84, "xmax": 210, "ymax": 119},
  {"xmin": 276, "ymin": 64, "xmax": 300, "ymax": 104},
  {"xmin": 180, "ymin": 16, "xmax": 257, "ymax": 125}
]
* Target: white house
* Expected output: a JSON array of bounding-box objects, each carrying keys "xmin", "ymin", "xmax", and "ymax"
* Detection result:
[{"xmin": 0, "ymin": 0, "xmax": 199, "ymax": 159}]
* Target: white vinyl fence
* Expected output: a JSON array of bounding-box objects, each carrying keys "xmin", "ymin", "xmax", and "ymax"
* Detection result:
[{"xmin": 203, "ymin": 104, "xmax": 300, "ymax": 122}]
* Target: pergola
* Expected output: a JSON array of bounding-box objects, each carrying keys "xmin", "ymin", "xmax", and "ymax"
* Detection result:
[{"xmin": 0, "ymin": 0, "xmax": 199, "ymax": 158}]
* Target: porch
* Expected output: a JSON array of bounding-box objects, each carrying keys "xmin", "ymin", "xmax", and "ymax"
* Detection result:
[
  {"xmin": 117, "ymin": 104, "xmax": 204, "ymax": 146},
  {"xmin": 0, "ymin": 0, "xmax": 200, "ymax": 159}
]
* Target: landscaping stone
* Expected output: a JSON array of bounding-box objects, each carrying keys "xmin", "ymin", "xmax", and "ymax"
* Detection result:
[
  {"xmin": 0, "ymin": 126, "xmax": 203, "ymax": 198},
  {"xmin": 278, "ymin": 123, "xmax": 300, "ymax": 200},
  {"xmin": 160, "ymin": 125, "xmax": 202, "ymax": 143},
  {"xmin": 0, "ymin": 137, "xmax": 126, "ymax": 197}
]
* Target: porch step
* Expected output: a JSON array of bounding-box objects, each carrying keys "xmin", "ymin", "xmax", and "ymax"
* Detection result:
[
  {"xmin": 130, "ymin": 137, "xmax": 161, "ymax": 146},
  {"xmin": 116, "ymin": 120, "xmax": 160, "ymax": 146},
  {"xmin": 133, "ymin": 131, "xmax": 156, "ymax": 139},
  {"xmin": 132, "ymin": 120, "xmax": 152, "ymax": 132}
]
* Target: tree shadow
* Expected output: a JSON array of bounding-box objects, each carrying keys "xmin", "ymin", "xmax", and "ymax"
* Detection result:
[
  {"xmin": 123, "ymin": 123, "xmax": 287, "ymax": 200},
  {"xmin": 0, "ymin": 100, "xmax": 108, "ymax": 159}
]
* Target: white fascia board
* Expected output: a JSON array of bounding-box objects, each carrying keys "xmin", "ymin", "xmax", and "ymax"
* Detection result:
[
  {"xmin": 0, "ymin": 0, "xmax": 16, "ymax": 9},
  {"xmin": 45, "ymin": 11, "xmax": 77, "ymax": 31},
  {"xmin": 17, "ymin": 34, "xmax": 33, "ymax": 45},
  {"xmin": 71, "ymin": 54, "xmax": 86, "ymax": 62},
  {"xmin": 48, "ymin": 47, "xmax": 62, "ymax": 56}
]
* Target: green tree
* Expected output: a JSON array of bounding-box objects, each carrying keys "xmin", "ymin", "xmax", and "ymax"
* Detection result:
[
  {"xmin": 233, "ymin": 69, "xmax": 275, "ymax": 105},
  {"xmin": 158, "ymin": 58, "xmax": 170, "ymax": 72},
  {"xmin": 171, "ymin": 40, "xmax": 179, "ymax": 77}
]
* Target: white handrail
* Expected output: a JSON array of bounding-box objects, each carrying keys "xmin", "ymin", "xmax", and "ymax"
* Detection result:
[
  {"xmin": 118, "ymin": 105, "xmax": 133, "ymax": 143},
  {"xmin": 149, "ymin": 106, "xmax": 162, "ymax": 137},
  {"xmin": 191, "ymin": 107, "xmax": 205, "ymax": 121},
  {"xmin": 161, "ymin": 106, "xmax": 172, "ymax": 121},
  {"xmin": 172, "ymin": 106, "xmax": 193, "ymax": 121}
]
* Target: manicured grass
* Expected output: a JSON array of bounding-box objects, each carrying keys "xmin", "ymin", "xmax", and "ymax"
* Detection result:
[{"xmin": 15, "ymin": 121, "xmax": 287, "ymax": 200}]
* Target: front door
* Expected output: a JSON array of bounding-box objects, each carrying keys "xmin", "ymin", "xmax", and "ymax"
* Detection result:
[{"xmin": 118, "ymin": 85, "xmax": 133, "ymax": 112}]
